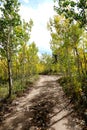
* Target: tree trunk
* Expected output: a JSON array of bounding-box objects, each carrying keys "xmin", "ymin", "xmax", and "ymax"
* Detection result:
[
  {"xmin": 74, "ymin": 47, "xmax": 81, "ymax": 77},
  {"xmin": 7, "ymin": 27, "xmax": 13, "ymax": 98},
  {"xmin": 74, "ymin": 47, "xmax": 84, "ymax": 78},
  {"xmin": 66, "ymin": 46, "xmax": 72, "ymax": 78},
  {"xmin": 83, "ymin": 45, "xmax": 87, "ymax": 75},
  {"xmin": 7, "ymin": 58, "xmax": 13, "ymax": 98}
]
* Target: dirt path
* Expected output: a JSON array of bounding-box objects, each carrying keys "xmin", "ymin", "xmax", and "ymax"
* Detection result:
[{"xmin": 0, "ymin": 75, "xmax": 82, "ymax": 130}]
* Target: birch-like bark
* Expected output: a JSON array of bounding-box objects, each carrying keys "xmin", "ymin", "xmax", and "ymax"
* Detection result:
[{"xmin": 7, "ymin": 27, "xmax": 13, "ymax": 98}]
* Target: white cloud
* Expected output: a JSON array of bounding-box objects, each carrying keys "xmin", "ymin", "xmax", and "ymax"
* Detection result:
[
  {"xmin": 19, "ymin": 1, "xmax": 55, "ymax": 54},
  {"xmin": 23, "ymin": 0, "xmax": 29, "ymax": 3}
]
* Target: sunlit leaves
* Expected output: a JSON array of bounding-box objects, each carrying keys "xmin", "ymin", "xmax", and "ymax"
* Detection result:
[
  {"xmin": 0, "ymin": 0, "xmax": 35, "ymax": 97},
  {"xmin": 54, "ymin": 0, "xmax": 87, "ymax": 28}
]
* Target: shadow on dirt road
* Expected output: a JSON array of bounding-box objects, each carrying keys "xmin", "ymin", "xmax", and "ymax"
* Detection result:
[{"xmin": 0, "ymin": 75, "xmax": 82, "ymax": 130}]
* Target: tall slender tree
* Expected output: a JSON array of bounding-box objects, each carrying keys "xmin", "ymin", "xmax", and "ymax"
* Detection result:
[{"xmin": 0, "ymin": 0, "xmax": 21, "ymax": 98}]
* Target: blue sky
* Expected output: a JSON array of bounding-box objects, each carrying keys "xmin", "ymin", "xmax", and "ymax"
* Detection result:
[
  {"xmin": 19, "ymin": 0, "xmax": 55, "ymax": 55},
  {"xmin": 19, "ymin": 0, "xmax": 53, "ymax": 8}
]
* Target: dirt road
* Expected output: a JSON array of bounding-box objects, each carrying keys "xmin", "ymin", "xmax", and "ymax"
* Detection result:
[{"xmin": 0, "ymin": 75, "xmax": 82, "ymax": 130}]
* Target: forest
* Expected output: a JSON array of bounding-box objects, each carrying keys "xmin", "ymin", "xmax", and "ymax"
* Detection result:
[{"xmin": 0, "ymin": 0, "xmax": 87, "ymax": 130}]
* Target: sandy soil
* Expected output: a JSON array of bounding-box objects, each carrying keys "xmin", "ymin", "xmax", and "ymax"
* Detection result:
[{"xmin": 0, "ymin": 75, "xmax": 82, "ymax": 130}]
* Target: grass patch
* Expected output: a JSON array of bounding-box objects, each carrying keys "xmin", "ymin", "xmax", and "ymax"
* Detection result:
[
  {"xmin": 0, "ymin": 75, "xmax": 39, "ymax": 99},
  {"xmin": 0, "ymin": 84, "xmax": 8, "ymax": 98}
]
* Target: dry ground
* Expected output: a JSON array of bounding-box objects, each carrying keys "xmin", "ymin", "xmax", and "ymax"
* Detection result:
[{"xmin": 0, "ymin": 75, "xmax": 82, "ymax": 130}]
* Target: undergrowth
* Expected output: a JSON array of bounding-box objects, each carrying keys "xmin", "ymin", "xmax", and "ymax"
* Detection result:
[
  {"xmin": 58, "ymin": 76, "xmax": 87, "ymax": 129},
  {"xmin": 0, "ymin": 75, "xmax": 39, "ymax": 100}
]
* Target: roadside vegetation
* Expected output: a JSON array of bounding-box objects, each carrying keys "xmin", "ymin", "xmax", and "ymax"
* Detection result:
[
  {"xmin": 0, "ymin": 0, "xmax": 87, "ymax": 129},
  {"xmin": 0, "ymin": 0, "xmax": 40, "ymax": 100},
  {"xmin": 47, "ymin": 0, "xmax": 87, "ymax": 128}
]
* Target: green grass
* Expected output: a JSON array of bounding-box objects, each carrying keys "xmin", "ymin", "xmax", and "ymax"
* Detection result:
[
  {"xmin": 0, "ymin": 75, "xmax": 39, "ymax": 99},
  {"xmin": 0, "ymin": 84, "xmax": 8, "ymax": 98}
]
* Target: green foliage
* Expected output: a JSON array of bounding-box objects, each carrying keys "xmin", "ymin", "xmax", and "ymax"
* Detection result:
[
  {"xmin": 39, "ymin": 54, "xmax": 53, "ymax": 74},
  {"xmin": 0, "ymin": 84, "xmax": 8, "ymax": 98},
  {"xmin": 0, "ymin": 0, "xmax": 22, "ymax": 97},
  {"xmin": 48, "ymin": 4, "xmax": 87, "ymax": 125},
  {"xmin": 0, "ymin": 75, "xmax": 39, "ymax": 98},
  {"xmin": 54, "ymin": 0, "xmax": 87, "ymax": 28},
  {"xmin": 0, "ymin": 0, "xmax": 39, "ymax": 99}
]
